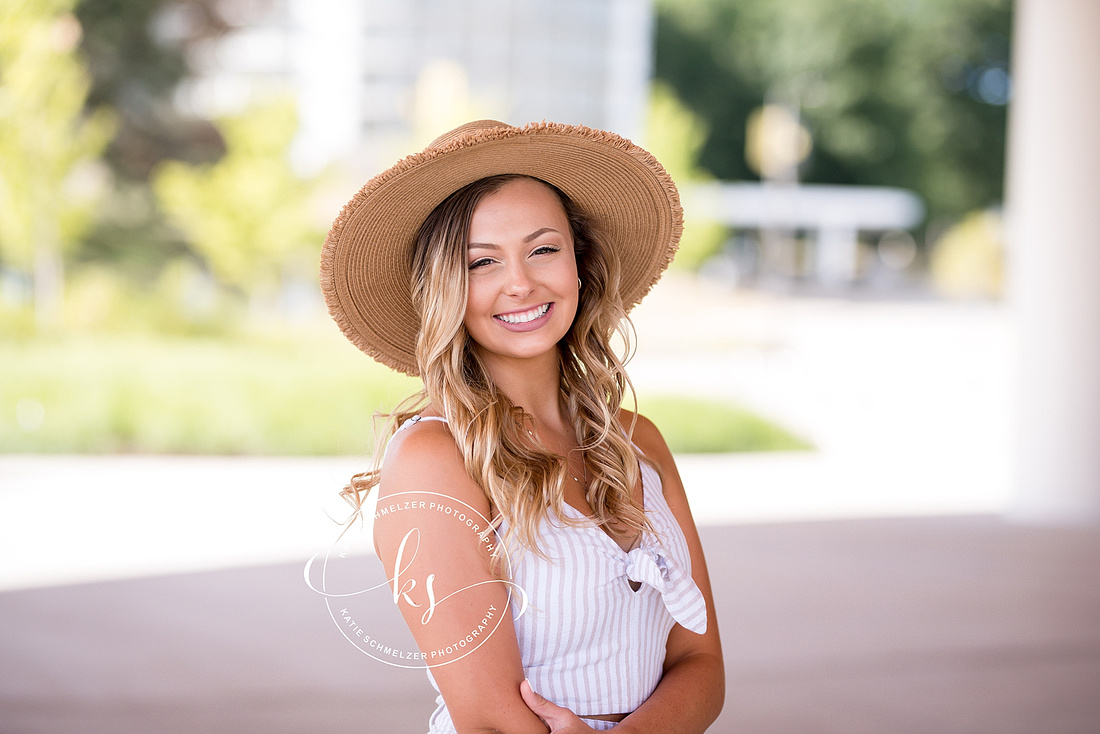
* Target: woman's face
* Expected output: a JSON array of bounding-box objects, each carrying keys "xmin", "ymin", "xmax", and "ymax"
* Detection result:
[{"xmin": 463, "ymin": 177, "xmax": 580, "ymax": 369}]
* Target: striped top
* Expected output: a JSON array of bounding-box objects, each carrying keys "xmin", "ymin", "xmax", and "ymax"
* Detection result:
[{"xmin": 396, "ymin": 417, "xmax": 707, "ymax": 732}]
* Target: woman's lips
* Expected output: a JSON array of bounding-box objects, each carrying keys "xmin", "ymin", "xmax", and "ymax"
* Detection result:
[{"xmin": 493, "ymin": 302, "xmax": 553, "ymax": 332}]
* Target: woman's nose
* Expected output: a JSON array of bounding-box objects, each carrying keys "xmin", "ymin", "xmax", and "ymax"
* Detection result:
[{"xmin": 503, "ymin": 261, "xmax": 535, "ymax": 296}]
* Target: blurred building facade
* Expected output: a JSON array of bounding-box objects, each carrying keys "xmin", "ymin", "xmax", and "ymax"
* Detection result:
[{"xmin": 173, "ymin": 0, "xmax": 654, "ymax": 175}]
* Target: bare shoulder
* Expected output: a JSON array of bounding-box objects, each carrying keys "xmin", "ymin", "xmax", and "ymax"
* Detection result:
[
  {"xmin": 382, "ymin": 418, "xmax": 458, "ymax": 471},
  {"xmin": 618, "ymin": 408, "xmax": 676, "ymax": 472},
  {"xmin": 375, "ymin": 418, "xmax": 491, "ymax": 549},
  {"xmin": 379, "ymin": 419, "xmax": 478, "ymax": 502}
]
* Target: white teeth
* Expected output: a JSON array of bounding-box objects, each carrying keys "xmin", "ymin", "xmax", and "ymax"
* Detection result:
[{"xmin": 496, "ymin": 303, "xmax": 550, "ymax": 324}]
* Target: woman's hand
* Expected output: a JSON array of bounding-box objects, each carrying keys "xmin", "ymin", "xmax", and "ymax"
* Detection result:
[{"xmin": 520, "ymin": 680, "xmax": 598, "ymax": 733}]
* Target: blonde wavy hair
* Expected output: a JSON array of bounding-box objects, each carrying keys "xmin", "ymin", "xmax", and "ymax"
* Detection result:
[{"xmin": 342, "ymin": 174, "xmax": 653, "ymax": 555}]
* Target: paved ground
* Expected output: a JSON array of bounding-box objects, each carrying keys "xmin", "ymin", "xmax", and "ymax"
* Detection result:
[
  {"xmin": 3, "ymin": 279, "xmax": 1097, "ymax": 732},
  {"xmin": 2, "ymin": 516, "xmax": 1098, "ymax": 733}
]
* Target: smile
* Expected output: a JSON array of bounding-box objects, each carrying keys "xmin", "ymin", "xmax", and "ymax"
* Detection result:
[{"xmin": 495, "ymin": 303, "xmax": 551, "ymax": 325}]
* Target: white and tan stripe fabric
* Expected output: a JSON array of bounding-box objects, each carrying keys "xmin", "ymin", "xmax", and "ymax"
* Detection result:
[
  {"xmin": 394, "ymin": 418, "xmax": 707, "ymax": 732},
  {"xmin": 500, "ymin": 460, "xmax": 706, "ymax": 717}
]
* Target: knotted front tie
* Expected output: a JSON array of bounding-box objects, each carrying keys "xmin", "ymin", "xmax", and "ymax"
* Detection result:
[{"xmin": 624, "ymin": 545, "xmax": 708, "ymax": 634}]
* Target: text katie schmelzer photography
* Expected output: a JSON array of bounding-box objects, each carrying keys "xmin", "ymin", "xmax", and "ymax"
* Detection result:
[{"xmin": 305, "ymin": 491, "xmax": 528, "ymax": 669}]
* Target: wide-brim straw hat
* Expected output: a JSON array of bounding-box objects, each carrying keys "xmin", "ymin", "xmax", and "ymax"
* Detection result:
[{"xmin": 320, "ymin": 119, "xmax": 683, "ymax": 376}]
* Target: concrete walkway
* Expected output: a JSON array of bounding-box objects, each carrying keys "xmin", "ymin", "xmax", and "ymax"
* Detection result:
[{"xmin": 2, "ymin": 515, "xmax": 1098, "ymax": 733}]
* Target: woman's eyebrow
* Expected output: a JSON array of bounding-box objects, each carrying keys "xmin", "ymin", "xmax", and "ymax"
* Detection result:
[
  {"xmin": 523, "ymin": 227, "xmax": 560, "ymax": 243},
  {"xmin": 469, "ymin": 227, "xmax": 562, "ymax": 250}
]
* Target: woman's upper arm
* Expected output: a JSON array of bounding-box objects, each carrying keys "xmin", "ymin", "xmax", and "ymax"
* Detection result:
[
  {"xmin": 627, "ymin": 412, "xmax": 725, "ymax": 675},
  {"xmin": 374, "ymin": 424, "xmax": 548, "ymax": 733}
]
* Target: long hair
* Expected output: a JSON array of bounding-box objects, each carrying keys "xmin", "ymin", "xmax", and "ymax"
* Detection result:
[{"xmin": 342, "ymin": 174, "xmax": 651, "ymax": 556}]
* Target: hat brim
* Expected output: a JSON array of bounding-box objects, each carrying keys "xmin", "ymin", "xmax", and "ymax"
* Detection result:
[{"xmin": 321, "ymin": 121, "xmax": 682, "ymax": 376}]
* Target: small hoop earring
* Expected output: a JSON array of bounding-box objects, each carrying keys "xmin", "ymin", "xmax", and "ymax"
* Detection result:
[{"xmin": 577, "ymin": 277, "xmax": 583, "ymax": 289}]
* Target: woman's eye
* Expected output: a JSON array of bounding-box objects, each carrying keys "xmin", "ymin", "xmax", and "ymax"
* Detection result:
[
  {"xmin": 532, "ymin": 245, "xmax": 560, "ymax": 256},
  {"xmin": 468, "ymin": 258, "xmax": 493, "ymax": 270}
]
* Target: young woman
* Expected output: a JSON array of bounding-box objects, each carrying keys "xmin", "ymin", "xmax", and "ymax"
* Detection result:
[{"xmin": 321, "ymin": 120, "xmax": 723, "ymax": 732}]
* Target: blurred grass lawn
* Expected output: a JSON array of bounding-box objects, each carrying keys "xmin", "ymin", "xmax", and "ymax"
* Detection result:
[{"xmin": 1, "ymin": 333, "xmax": 811, "ymax": 455}]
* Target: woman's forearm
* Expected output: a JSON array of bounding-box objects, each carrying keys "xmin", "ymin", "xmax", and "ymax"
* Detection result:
[{"xmin": 613, "ymin": 651, "xmax": 725, "ymax": 734}]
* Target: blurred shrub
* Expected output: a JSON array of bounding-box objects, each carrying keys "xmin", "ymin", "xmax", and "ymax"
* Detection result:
[
  {"xmin": 58, "ymin": 261, "xmax": 243, "ymax": 336},
  {"xmin": 74, "ymin": 181, "xmax": 194, "ymax": 285},
  {"xmin": 0, "ymin": 333, "xmax": 416, "ymax": 455},
  {"xmin": 642, "ymin": 394, "xmax": 813, "ymax": 454},
  {"xmin": 0, "ymin": 304, "xmax": 37, "ymax": 340},
  {"xmin": 930, "ymin": 209, "xmax": 1003, "ymax": 299},
  {"xmin": 1, "ymin": 334, "xmax": 809, "ymax": 456},
  {"xmin": 152, "ymin": 98, "xmax": 324, "ymax": 305}
]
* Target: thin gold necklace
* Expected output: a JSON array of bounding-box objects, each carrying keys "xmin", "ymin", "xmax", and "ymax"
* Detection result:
[
  {"xmin": 526, "ymin": 424, "xmax": 586, "ymax": 486},
  {"xmin": 568, "ymin": 455, "xmax": 587, "ymax": 486}
]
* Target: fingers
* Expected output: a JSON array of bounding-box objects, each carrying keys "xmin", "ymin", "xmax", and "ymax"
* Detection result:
[
  {"xmin": 519, "ymin": 678, "xmax": 549, "ymax": 711},
  {"xmin": 520, "ymin": 680, "xmax": 595, "ymax": 732}
]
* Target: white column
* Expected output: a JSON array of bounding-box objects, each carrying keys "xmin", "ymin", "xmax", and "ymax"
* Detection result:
[{"xmin": 1006, "ymin": 0, "xmax": 1100, "ymax": 522}]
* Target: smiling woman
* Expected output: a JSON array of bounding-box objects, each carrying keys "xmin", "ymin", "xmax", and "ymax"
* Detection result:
[
  {"xmin": 318, "ymin": 120, "xmax": 724, "ymax": 733},
  {"xmin": 462, "ymin": 177, "xmax": 580, "ymax": 369}
]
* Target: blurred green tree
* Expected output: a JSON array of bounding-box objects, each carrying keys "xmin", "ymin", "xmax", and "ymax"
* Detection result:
[
  {"xmin": 71, "ymin": 0, "xmax": 229, "ymax": 285},
  {"xmin": 654, "ymin": 0, "xmax": 1011, "ymax": 229},
  {"xmin": 0, "ymin": 0, "xmax": 115, "ymax": 326},
  {"xmin": 75, "ymin": 0, "xmax": 227, "ymax": 181},
  {"xmin": 152, "ymin": 99, "xmax": 323, "ymax": 306},
  {"xmin": 645, "ymin": 82, "xmax": 727, "ymax": 270}
]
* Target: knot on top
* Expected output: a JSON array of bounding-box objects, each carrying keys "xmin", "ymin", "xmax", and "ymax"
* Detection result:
[
  {"xmin": 625, "ymin": 546, "xmax": 671, "ymax": 591},
  {"xmin": 622, "ymin": 543, "xmax": 708, "ymax": 635}
]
